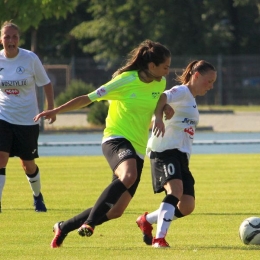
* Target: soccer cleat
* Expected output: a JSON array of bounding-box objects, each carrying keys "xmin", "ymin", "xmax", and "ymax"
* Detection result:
[
  {"xmin": 136, "ymin": 212, "xmax": 153, "ymax": 245},
  {"xmin": 152, "ymin": 237, "xmax": 170, "ymax": 248},
  {"xmin": 33, "ymin": 192, "xmax": 47, "ymax": 212},
  {"xmin": 51, "ymin": 222, "xmax": 67, "ymax": 248},
  {"xmin": 78, "ymin": 224, "xmax": 94, "ymax": 237}
]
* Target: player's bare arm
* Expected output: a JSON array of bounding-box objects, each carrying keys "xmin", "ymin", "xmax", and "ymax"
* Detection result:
[
  {"xmin": 34, "ymin": 95, "xmax": 92, "ymax": 122},
  {"xmin": 153, "ymin": 93, "xmax": 167, "ymax": 137}
]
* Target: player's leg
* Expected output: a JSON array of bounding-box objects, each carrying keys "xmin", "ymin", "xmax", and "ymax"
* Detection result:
[
  {"xmin": 0, "ymin": 120, "xmax": 13, "ymax": 213},
  {"xmin": 173, "ymin": 155, "xmax": 196, "ymax": 219},
  {"xmin": 137, "ymin": 149, "xmax": 182, "ymax": 247},
  {"xmin": 0, "ymin": 152, "xmax": 9, "ymax": 213},
  {"xmin": 20, "ymin": 159, "xmax": 46, "ymax": 212},
  {"xmin": 51, "ymin": 191, "xmax": 133, "ymax": 248},
  {"xmin": 152, "ymin": 178, "xmax": 181, "ymax": 248},
  {"xmin": 15, "ymin": 124, "xmax": 47, "ymax": 212},
  {"xmin": 175, "ymin": 194, "xmax": 195, "ymax": 217},
  {"xmin": 77, "ymin": 139, "xmax": 138, "ymax": 237},
  {"xmin": 51, "ymin": 167, "xmax": 142, "ymax": 249}
]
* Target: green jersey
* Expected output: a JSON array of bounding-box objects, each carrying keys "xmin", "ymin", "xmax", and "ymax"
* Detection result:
[{"xmin": 88, "ymin": 71, "xmax": 166, "ymax": 155}]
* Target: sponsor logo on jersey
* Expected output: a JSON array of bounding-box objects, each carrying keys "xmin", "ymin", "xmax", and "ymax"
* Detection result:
[
  {"xmin": 193, "ymin": 105, "xmax": 197, "ymax": 108},
  {"xmin": 16, "ymin": 66, "xmax": 25, "ymax": 74},
  {"xmin": 96, "ymin": 87, "xmax": 107, "ymax": 97},
  {"xmin": 152, "ymin": 92, "xmax": 160, "ymax": 98},
  {"xmin": 0, "ymin": 68, "xmax": 4, "ymax": 71},
  {"xmin": 4, "ymin": 89, "xmax": 20, "ymax": 95},
  {"xmin": 184, "ymin": 126, "xmax": 194, "ymax": 136},
  {"xmin": 1, "ymin": 79, "xmax": 27, "ymax": 87},
  {"xmin": 182, "ymin": 117, "xmax": 196, "ymax": 125},
  {"xmin": 118, "ymin": 149, "xmax": 133, "ymax": 159}
]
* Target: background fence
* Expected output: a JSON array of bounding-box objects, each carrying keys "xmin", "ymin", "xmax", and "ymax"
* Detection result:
[{"xmin": 41, "ymin": 55, "xmax": 260, "ymax": 106}]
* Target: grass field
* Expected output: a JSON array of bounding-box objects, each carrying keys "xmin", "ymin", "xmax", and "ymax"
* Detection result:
[{"xmin": 1, "ymin": 154, "xmax": 260, "ymax": 260}]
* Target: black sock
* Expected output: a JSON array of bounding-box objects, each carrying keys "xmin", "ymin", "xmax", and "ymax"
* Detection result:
[
  {"xmin": 96, "ymin": 214, "xmax": 109, "ymax": 225},
  {"xmin": 85, "ymin": 179, "xmax": 127, "ymax": 227},
  {"xmin": 0, "ymin": 168, "xmax": 6, "ymax": 175},
  {"xmin": 174, "ymin": 207, "xmax": 185, "ymax": 218},
  {"xmin": 61, "ymin": 206, "xmax": 110, "ymax": 234},
  {"xmin": 61, "ymin": 207, "xmax": 92, "ymax": 233}
]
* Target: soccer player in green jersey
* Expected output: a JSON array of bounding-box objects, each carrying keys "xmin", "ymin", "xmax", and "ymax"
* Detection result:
[{"xmin": 34, "ymin": 39, "xmax": 171, "ymax": 248}]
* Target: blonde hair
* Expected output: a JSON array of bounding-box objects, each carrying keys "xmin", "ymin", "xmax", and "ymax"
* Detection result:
[
  {"xmin": 1, "ymin": 20, "xmax": 20, "ymax": 36},
  {"xmin": 176, "ymin": 60, "xmax": 216, "ymax": 85}
]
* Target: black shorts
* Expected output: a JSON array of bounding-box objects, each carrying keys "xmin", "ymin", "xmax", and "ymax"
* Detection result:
[
  {"xmin": 0, "ymin": 119, "xmax": 39, "ymax": 160},
  {"xmin": 102, "ymin": 138, "xmax": 144, "ymax": 197},
  {"xmin": 150, "ymin": 149, "xmax": 195, "ymax": 197}
]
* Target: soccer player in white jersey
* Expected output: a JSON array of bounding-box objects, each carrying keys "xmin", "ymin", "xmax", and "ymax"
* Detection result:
[
  {"xmin": 34, "ymin": 39, "xmax": 171, "ymax": 248},
  {"xmin": 136, "ymin": 60, "xmax": 217, "ymax": 247},
  {"xmin": 0, "ymin": 21, "xmax": 56, "ymax": 212}
]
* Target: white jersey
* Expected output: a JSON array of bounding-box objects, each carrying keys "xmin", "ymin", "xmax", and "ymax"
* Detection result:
[
  {"xmin": 147, "ymin": 85, "xmax": 199, "ymax": 159},
  {"xmin": 0, "ymin": 48, "xmax": 50, "ymax": 125}
]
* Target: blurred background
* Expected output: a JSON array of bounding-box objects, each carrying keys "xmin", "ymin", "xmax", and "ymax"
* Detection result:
[{"xmin": 2, "ymin": 0, "xmax": 260, "ymax": 106}]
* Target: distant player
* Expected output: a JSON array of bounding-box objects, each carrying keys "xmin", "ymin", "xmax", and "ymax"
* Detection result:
[
  {"xmin": 0, "ymin": 21, "xmax": 56, "ymax": 212},
  {"xmin": 136, "ymin": 60, "xmax": 217, "ymax": 247}
]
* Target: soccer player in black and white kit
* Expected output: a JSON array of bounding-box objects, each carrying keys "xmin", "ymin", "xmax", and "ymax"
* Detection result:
[
  {"xmin": 0, "ymin": 21, "xmax": 56, "ymax": 212},
  {"xmin": 136, "ymin": 60, "xmax": 217, "ymax": 247}
]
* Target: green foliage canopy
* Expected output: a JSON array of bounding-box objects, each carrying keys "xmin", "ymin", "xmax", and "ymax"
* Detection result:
[
  {"xmin": 0, "ymin": 0, "xmax": 79, "ymax": 31},
  {"xmin": 70, "ymin": 0, "xmax": 260, "ymax": 67}
]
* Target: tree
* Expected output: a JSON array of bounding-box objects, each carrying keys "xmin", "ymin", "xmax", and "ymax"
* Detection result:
[
  {"xmin": 0, "ymin": 0, "xmax": 80, "ymax": 52},
  {"xmin": 70, "ymin": 0, "xmax": 260, "ymax": 67}
]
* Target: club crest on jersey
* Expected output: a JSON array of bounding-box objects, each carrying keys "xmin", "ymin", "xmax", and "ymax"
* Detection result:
[
  {"xmin": 16, "ymin": 66, "xmax": 25, "ymax": 74},
  {"xmin": 96, "ymin": 86, "xmax": 107, "ymax": 97},
  {"xmin": 152, "ymin": 92, "xmax": 160, "ymax": 98}
]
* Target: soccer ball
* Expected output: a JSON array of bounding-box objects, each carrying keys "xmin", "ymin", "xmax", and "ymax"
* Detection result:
[{"xmin": 239, "ymin": 216, "xmax": 260, "ymax": 245}]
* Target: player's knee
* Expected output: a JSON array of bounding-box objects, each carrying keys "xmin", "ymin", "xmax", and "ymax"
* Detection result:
[{"xmin": 120, "ymin": 173, "xmax": 137, "ymax": 188}]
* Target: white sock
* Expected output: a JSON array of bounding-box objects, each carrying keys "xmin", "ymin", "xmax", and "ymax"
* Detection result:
[
  {"xmin": 146, "ymin": 209, "xmax": 159, "ymax": 224},
  {"xmin": 156, "ymin": 202, "xmax": 175, "ymax": 238},
  {"xmin": 26, "ymin": 170, "xmax": 41, "ymax": 197},
  {"xmin": 0, "ymin": 172, "xmax": 6, "ymax": 201}
]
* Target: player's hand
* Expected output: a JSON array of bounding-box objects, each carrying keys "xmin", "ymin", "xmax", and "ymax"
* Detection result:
[
  {"xmin": 47, "ymin": 115, "xmax": 56, "ymax": 124},
  {"xmin": 152, "ymin": 117, "xmax": 165, "ymax": 137},
  {"xmin": 34, "ymin": 109, "xmax": 57, "ymax": 124},
  {"xmin": 163, "ymin": 104, "xmax": 175, "ymax": 120}
]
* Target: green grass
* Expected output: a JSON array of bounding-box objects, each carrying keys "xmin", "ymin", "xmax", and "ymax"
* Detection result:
[{"xmin": 1, "ymin": 154, "xmax": 260, "ymax": 260}]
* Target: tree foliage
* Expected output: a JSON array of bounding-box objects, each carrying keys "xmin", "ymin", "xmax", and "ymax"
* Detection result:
[
  {"xmin": 70, "ymin": 0, "xmax": 260, "ymax": 67},
  {"xmin": 55, "ymin": 79, "xmax": 95, "ymax": 107},
  {"xmin": 1, "ymin": 0, "xmax": 260, "ymax": 66},
  {"xmin": 0, "ymin": 0, "xmax": 79, "ymax": 31}
]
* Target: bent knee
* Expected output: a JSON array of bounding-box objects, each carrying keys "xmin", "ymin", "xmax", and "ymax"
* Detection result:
[{"xmin": 120, "ymin": 174, "xmax": 137, "ymax": 188}]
